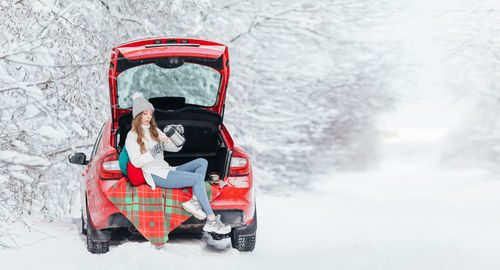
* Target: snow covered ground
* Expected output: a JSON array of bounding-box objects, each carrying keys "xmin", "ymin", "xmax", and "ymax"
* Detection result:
[
  {"xmin": 5, "ymin": 60, "xmax": 498, "ymax": 269},
  {"xmin": 1, "ymin": 139, "xmax": 499, "ymax": 270}
]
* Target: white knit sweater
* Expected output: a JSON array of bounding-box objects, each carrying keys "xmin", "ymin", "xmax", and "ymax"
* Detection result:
[{"xmin": 125, "ymin": 124, "xmax": 182, "ymax": 190}]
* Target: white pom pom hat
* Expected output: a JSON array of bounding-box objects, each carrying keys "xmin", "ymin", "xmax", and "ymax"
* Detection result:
[{"xmin": 132, "ymin": 92, "xmax": 155, "ymax": 119}]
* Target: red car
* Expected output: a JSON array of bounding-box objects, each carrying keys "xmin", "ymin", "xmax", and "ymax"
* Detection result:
[{"xmin": 69, "ymin": 38, "xmax": 256, "ymax": 253}]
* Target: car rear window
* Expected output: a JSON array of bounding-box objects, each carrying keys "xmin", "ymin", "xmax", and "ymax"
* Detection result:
[{"xmin": 117, "ymin": 62, "xmax": 221, "ymax": 108}]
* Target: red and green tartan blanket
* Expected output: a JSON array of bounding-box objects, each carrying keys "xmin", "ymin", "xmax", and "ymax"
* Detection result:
[{"xmin": 105, "ymin": 178, "xmax": 222, "ymax": 245}]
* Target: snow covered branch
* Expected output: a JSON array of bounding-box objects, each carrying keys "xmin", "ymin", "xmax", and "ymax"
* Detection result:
[{"xmin": 0, "ymin": 0, "xmax": 399, "ymax": 245}]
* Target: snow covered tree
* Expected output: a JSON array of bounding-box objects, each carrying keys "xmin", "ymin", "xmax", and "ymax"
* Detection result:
[
  {"xmin": 0, "ymin": 0, "xmax": 398, "ymax": 247},
  {"xmin": 435, "ymin": 0, "xmax": 500, "ymax": 169}
]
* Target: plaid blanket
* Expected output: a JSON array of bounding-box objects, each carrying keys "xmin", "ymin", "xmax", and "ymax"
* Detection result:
[{"xmin": 105, "ymin": 178, "xmax": 222, "ymax": 245}]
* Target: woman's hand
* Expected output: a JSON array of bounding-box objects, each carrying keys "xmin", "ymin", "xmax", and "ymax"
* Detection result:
[
  {"xmin": 149, "ymin": 142, "xmax": 166, "ymax": 156},
  {"xmin": 160, "ymin": 137, "xmax": 169, "ymax": 143}
]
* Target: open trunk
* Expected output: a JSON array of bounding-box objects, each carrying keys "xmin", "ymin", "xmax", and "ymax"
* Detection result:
[{"xmin": 116, "ymin": 105, "xmax": 230, "ymax": 179}]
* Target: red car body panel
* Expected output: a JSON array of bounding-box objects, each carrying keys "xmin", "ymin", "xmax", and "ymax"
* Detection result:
[
  {"xmin": 85, "ymin": 38, "xmax": 254, "ymax": 230},
  {"xmin": 118, "ymin": 46, "xmax": 225, "ymax": 60}
]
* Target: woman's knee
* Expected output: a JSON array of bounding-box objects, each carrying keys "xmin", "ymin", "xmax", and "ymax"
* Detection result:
[
  {"xmin": 193, "ymin": 158, "xmax": 208, "ymax": 169},
  {"xmin": 196, "ymin": 158, "xmax": 208, "ymax": 166}
]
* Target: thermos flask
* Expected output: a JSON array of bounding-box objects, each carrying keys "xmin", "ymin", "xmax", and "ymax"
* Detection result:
[{"xmin": 164, "ymin": 125, "xmax": 186, "ymax": 147}]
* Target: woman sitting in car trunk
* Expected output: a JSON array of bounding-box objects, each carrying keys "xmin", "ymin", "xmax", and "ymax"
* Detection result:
[{"xmin": 125, "ymin": 92, "xmax": 231, "ymax": 235}]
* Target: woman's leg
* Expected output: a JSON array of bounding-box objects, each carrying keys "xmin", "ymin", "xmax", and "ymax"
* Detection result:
[
  {"xmin": 190, "ymin": 177, "xmax": 214, "ymax": 216},
  {"xmin": 172, "ymin": 158, "xmax": 209, "ymax": 204},
  {"xmin": 152, "ymin": 171, "xmax": 214, "ymax": 216},
  {"xmin": 175, "ymin": 158, "xmax": 208, "ymax": 177}
]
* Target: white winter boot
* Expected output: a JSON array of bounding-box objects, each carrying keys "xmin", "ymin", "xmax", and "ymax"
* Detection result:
[
  {"xmin": 203, "ymin": 215, "xmax": 231, "ymax": 234},
  {"xmin": 182, "ymin": 198, "xmax": 206, "ymax": 220}
]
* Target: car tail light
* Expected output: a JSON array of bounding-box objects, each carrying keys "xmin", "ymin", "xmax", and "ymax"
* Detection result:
[
  {"xmin": 229, "ymin": 148, "xmax": 250, "ymax": 176},
  {"xmin": 99, "ymin": 152, "xmax": 123, "ymax": 180}
]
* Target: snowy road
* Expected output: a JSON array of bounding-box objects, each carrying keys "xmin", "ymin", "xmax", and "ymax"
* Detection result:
[{"xmin": 1, "ymin": 143, "xmax": 500, "ymax": 270}]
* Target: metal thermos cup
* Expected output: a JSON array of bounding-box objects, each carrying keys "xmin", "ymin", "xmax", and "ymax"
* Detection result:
[
  {"xmin": 165, "ymin": 125, "xmax": 186, "ymax": 147},
  {"xmin": 209, "ymin": 173, "xmax": 219, "ymax": 182}
]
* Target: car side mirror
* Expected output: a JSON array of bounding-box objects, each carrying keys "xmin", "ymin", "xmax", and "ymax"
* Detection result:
[{"xmin": 69, "ymin": 152, "xmax": 89, "ymax": 165}]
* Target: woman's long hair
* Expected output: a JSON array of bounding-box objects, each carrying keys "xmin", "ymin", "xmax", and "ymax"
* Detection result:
[{"xmin": 131, "ymin": 113, "xmax": 161, "ymax": 154}]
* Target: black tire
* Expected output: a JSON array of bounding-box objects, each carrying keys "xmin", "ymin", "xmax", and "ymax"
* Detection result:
[
  {"xmin": 87, "ymin": 233, "xmax": 109, "ymax": 254},
  {"xmin": 85, "ymin": 199, "xmax": 110, "ymax": 254},
  {"xmin": 81, "ymin": 212, "xmax": 87, "ymax": 235},
  {"xmin": 231, "ymin": 209, "xmax": 257, "ymax": 252},
  {"xmin": 231, "ymin": 231, "xmax": 256, "ymax": 251}
]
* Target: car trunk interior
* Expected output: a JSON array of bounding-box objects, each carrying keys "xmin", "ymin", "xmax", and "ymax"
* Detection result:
[{"xmin": 116, "ymin": 103, "xmax": 229, "ymax": 179}]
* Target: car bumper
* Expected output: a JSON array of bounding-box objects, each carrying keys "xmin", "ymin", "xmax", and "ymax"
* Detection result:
[{"xmin": 104, "ymin": 209, "xmax": 247, "ymax": 236}]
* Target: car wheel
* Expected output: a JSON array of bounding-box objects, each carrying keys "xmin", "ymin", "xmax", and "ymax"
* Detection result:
[
  {"xmin": 81, "ymin": 212, "xmax": 87, "ymax": 235},
  {"xmin": 85, "ymin": 201, "xmax": 109, "ymax": 254},
  {"xmin": 231, "ymin": 231, "xmax": 256, "ymax": 252},
  {"xmin": 231, "ymin": 209, "xmax": 257, "ymax": 252},
  {"xmin": 86, "ymin": 233, "xmax": 109, "ymax": 254}
]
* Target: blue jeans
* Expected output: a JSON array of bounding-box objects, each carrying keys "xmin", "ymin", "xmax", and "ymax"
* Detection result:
[{"xmin": 151, "ymin": 158, "xmax": 214, "ymax": 216}]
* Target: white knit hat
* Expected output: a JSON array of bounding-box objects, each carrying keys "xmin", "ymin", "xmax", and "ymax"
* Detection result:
[{"xmin": 132, "ymin": 92, "xmax": 154, "ymax": 119}]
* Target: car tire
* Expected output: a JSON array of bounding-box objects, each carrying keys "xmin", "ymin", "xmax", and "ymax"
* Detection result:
[
  {"xmin": 85, "ymin": 200, "xmax": 110, "ymax": 254},
  {"xmin": 86, "ymin": 233, "xmax": 109, "ymax": 254},
  {"xmin": 231, "ymin": 209, "xmax": 257, "ymax": 252},
  {"xmin": 81, "ymin": 212, "xmax": 87, "ymax": 235},
  {"xmin": 231, "ymin": 231, "xmax": 256, "ymax": 252}
]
